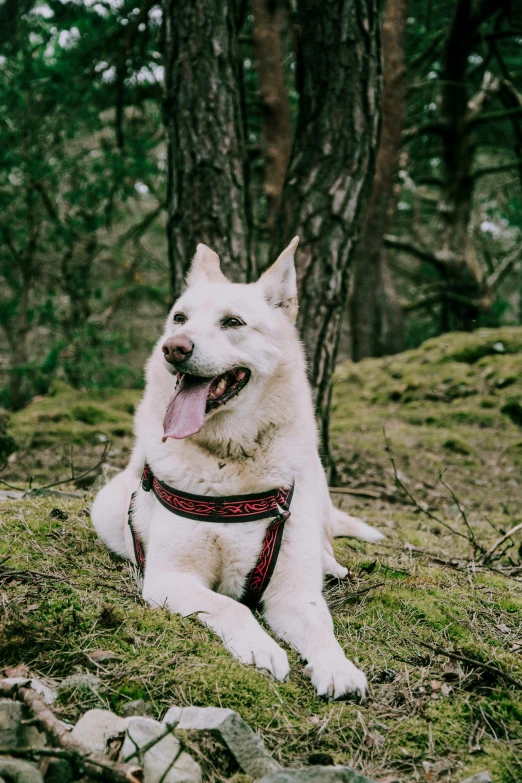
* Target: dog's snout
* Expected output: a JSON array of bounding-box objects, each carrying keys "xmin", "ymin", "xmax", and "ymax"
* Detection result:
[{"xmin": 162, "ymin": 335, "xmax": 194, "ymax": 364}]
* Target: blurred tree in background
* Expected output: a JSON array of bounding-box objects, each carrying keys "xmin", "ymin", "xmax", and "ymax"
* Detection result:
[
  {"xmin": 0, "ymin": 0, "xmax": 167, "ymax": 409},
  {"xmin": 1, "ymin": 0, "xmax": 522, "ymax": 450}
]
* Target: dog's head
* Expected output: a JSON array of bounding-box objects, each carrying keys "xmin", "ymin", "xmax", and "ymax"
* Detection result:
[{"xmin": 158, "ymin": 237, "xmax": 301, "ymax": 440}]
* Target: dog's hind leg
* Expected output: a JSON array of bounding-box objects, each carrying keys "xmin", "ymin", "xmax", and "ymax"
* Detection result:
[
  {"xmin": 91, "ymin": 467, "xmax": 139, "ymax": 558},
  {"xmin": 329, "ymin": 502, "xmax": 384, "ymax": 543},
  {"xmin": 323, "ymin": 537, "xmax": 348, "ymax": 578}
]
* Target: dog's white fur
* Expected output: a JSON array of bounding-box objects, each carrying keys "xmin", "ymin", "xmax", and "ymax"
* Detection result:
[{"xmin": 91, "ymin": 239, "xmax": 383, "ymax": 699}]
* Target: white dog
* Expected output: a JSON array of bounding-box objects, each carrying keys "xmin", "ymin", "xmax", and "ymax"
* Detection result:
[{"xmin": 91, "ymin": 238, "xmax": 383, "ymax": 699}]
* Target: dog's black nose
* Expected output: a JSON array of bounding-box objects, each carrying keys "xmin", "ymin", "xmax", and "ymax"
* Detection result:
[{"xmin": 162, "ymin": 336, "xmax": 193, "ymax": 364}]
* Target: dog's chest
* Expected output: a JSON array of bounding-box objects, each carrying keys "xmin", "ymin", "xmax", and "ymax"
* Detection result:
[{"xmin": 148, "ymin": 502, "xmax": 269, "ymax": 599}]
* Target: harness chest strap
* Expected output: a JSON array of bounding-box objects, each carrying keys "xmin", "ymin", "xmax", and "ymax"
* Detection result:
[{"xmin": 128, "ymin": 465, "xmax": 294, "ymax": 610}]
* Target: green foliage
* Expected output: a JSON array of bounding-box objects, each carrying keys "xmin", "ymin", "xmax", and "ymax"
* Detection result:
[{"xmin": 0, "ymin": 0, "xmax": 167, "ymax": 409}]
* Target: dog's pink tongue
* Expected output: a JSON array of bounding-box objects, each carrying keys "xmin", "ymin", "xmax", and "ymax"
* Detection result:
[{"xmin": 162, "ymin": 376, "xmax": 213, "ymax": 440}]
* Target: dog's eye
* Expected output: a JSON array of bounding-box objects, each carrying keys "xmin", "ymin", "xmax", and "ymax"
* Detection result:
[
  {"xmin": 222, "ymin": 317, "xmax": 245, "ymax": 329},
  {"xmin": 173, "ymin": 312, "xmax": 187, "ymax": 324}
]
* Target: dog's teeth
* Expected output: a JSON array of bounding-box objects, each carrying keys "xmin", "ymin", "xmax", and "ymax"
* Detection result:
[
  {"xmin": 236, "ymin": 370, "xmax": 245, "ymax": 380},
  {"xmin": 216, "ymin": 379, "xmax": 227, "ymax": 394}
]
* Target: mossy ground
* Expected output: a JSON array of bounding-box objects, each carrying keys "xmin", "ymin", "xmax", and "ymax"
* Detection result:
[{"xmin": 2, "ymin": 328, "xmax": 522, "ymax": 782}]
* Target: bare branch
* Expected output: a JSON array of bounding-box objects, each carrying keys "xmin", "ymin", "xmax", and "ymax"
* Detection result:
[
  {"xmin": 481, "ymin": 522, "xmax": 522, "ymax": 564},
  {"xmin": 416, "ymin": 639, "xmax": 522, "ymax": 689},
  {"xmin": 469, "ymin": 104, "xmax": 522, "ymax": 127},
  {"xmin": 487, "ymin": 246, "xmax": 520, "ymax": 290},
  {"xmin": 384, "ymin": 234, "xmax": 457, "ymax": 269},
  {"xmin": 401, "ymin": 119, "xmax": 448, "ymax": 144},
  {"xmin": 473, "ymin": 159, "xmax": 522, "ymax": 179}
]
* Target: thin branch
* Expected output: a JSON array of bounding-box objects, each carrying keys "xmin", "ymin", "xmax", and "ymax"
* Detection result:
[
  {"xmin": 0, "ymin": 442, "xmax": 110, "ymax": 494},
  {"xmin": 384, "ymin": 234, "xmax": 456, "ymax": 269},
  {"xmin": 440, "ymin": 476, "xmax": 484, "ymax": 555},
  {"xmin": 473, "ymin": 159, "xmax": 522, "ymax": 179},
  {"xmin": 401, "ymin": 119, "xmax": 448, "ymax": 144},
  {"xmin": 401, "ymin": 292, "xmax": 443, "ymax": 312},
  {"xmin": 383, "ymin": 430, "xmax": 476, "ymax": 545},
  {"xmin": 469, "ymin": 105, "xmax": 522, "ymax": 127},
  {"xmin": 328, "ymin": 487, "xmax": 382, "ymax": 499},
  {"xmin": 481, "ymin": 522, "xmax": 522, "ymax": 565},
  {"xmin": 487, "ymin": 246, "xmax": 520, "ymax": 290},
  {"xmin": 416, "ymin": 640, "xmax": 522, "ymax": 690}
]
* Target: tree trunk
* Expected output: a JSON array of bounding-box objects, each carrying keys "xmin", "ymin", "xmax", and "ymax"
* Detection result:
[
  {"xmin": 163, "ymin": 0, "xmax": 253, "ymax": 299},
  {"xmin": 272, "ymin": 0, "xmax": 380, "ymax": 472},
  {"xmin": 252, "ymin": 0, "xmax": 292, "ymax": 236},
  {"xmin": 349, "ymin": 0, "xmax": 407, "ymax": 361},
  {"xmin": 438, "ymin": 0, "xmax": 495, "ymax": 331}
]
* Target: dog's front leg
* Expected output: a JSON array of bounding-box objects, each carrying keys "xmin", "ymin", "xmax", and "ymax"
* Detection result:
[
  {"xmin": 142, "ymin": 570, "xmax": 290, "ymax": 681},
  {"xmin": 263, "ymin": 589, "xmax": 367, "ymax": 699}
]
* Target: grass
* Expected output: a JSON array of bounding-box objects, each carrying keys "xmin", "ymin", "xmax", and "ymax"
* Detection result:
[{"xmin": 2, "ymin": 327, "xmax": 522, "ymax": 782}]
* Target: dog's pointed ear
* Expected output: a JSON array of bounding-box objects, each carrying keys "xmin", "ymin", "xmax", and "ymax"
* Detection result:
[
  {"xmin": 259, "ymin": 236, "xmax": 299, "ymax": 323},
  {"xmin": 186, "ymin": 244, "xmax": 229, "ymax": 287}
]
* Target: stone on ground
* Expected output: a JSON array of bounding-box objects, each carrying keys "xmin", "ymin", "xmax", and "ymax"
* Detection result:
[
  {"xmin": 163, "ymin": 705, "xmax": 279, "ymax": 779},
  {"xmin": 257, "ymin": 767, "xmax": 376, "ymax": 783},
  {"xmin": 121, "ymin": 716, "xmax": 201, "ymax": 783},
  {"xmin": 0, "ymin": 759, "xmax": 43, "ymax": 783},
  {"xmin": 71, "ymin": 708, "xmax": 126, "ymax": 756}
]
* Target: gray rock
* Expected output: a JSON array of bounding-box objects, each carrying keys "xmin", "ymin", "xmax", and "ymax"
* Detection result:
[
  {"xmin": 461, "ymin": 774, "xmax": 493, "ymax": 783},
  {"xmin": 0, "ymin": 700, "xmax": 23, "ymax": 749},
  {"xmin": 257, "ymin": 768, "xmax": 377, "ymax": 783},
  {"xmin": 1, "ymin": 679, "xmax": 57, "ymax": 706},
  {"xmin": 71, "ymin": 709, "xmax": 126, "ymax": 756},
  {"xmin": 121, "ymin": 717, "xmax": 201, "ymax": 783},
  {"xmin": 57, "ymin": 673, "xmax": 101, "ymax": 695},
  {"xmin": 163, "ymin": 705, "xmax": 279, "ymax": 779},
  {"xmin": 91, "ymin": 465, "xmax": 121, "ymax": 493},
  {"xmin": 120, "ymin": 699, "xmax": 155, "ymax": 718},
  {"xmin": 0, "ymin": 759, "xmax": 43, "ymax": 783},
  {"xmin": 0, "ymin": 491, "xmax": 24, "ymax": 500}
]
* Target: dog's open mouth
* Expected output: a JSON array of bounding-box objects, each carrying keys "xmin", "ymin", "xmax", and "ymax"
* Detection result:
[{"xmin": 163, "ymin": 368, "xmax": 250, "ymax": 440}]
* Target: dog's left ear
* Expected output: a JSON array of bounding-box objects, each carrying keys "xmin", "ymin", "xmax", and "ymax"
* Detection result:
[
  {"xmin": 259, "ymin": 236, "xmax": 299, "ymax": 323},
  {"xmin": 186, "ymin": 244, "xmax": 229, "ymax": 287}
]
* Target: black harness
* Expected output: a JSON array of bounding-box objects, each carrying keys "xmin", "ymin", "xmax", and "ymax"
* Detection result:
[{"xmin": 128, "ymin": 465, "xmax": 294, "ymax": 609}]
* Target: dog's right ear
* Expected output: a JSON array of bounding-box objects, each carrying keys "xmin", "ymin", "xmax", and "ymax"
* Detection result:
[
  {"xmin": 186, "ymin": 244, "xmax": 229, "ymax": 287},
  {"xmin": 258, "ymin": 236, "xmax": 299, "ymax": 323}
]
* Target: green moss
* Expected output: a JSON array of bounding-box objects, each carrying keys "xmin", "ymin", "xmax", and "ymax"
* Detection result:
[
  {"xmin": 71, "ymin": 405, "xmax": 108, "ymax": 425},
  {"xmin": 443, "ymin": 437, "xmax": 472, "ymax": 455}
]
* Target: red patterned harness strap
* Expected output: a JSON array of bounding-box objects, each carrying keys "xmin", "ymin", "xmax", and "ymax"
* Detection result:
[{"xmin": 127, "ymin": 464, "xmax": 294, "ymax": 610}]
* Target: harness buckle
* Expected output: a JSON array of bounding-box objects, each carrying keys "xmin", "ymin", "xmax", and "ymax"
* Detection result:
[{"xmin": 142, "ymin": 465, "xmax": 153, "ymax": 492}]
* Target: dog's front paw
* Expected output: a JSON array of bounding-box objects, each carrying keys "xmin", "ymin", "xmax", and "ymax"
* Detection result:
[
  {"xmin": 227, "ymin": 629, "xmax": 290, "ymax": 681},
  {"xmin": 306, "ymin": 654, "xmax": 367, "ymax": 700}
]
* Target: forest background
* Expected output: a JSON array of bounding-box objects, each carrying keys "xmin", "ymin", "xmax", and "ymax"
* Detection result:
[{"xmin": 2, "ymin": 0, "xmax": 522, "ymax": 448}]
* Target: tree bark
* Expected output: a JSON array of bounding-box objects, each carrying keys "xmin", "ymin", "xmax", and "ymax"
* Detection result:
[
  {"xmin": 349, "ymin": 0, "xmax": 407, "ymax": 361},
  {"xmin": 252, "ymin": 0, "xmax": 292, "ymax": 235},
  {"xmin": 163, "ymin": 0, "xmax": 253, "ymax": 299},
  {"xmin": 272, "ymin": 0, "xmax": 380, "ymax": 471},
  {"xmin": 437, "ymin": 0, "xmax": 504, "ymax": 331}
]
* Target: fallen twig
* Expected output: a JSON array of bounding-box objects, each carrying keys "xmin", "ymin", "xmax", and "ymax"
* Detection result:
[
  {"xmin": 0, "ymin": 560, "xmax": 71, "ymax": 587},
  {"xmin": 0, "ymin": 443, "xmax": 110, "ymax": 495},
  {"xmin": 481, "ymin": 522, "xmax": 522, "ymax": 565},
  {"xmin": 328, "ymin": 486, "xmax": 383, "ymax": 499},
  {"xmin": 416, "ymin": 640, "xmax": 522, "ymax": 690},
  {"xmin": 0, "ymin": 680, "xmax": 143, "ymax": 783}
]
